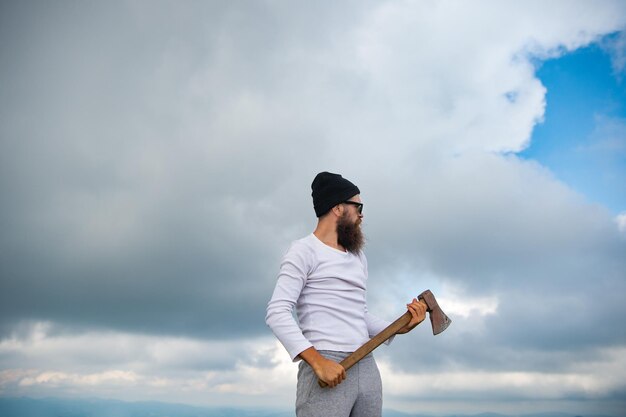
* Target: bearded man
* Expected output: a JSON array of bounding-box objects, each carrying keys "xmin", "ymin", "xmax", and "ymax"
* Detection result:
[{"xmin": 266, "ymin": 172, "xmax": 426, "ymax": 417}]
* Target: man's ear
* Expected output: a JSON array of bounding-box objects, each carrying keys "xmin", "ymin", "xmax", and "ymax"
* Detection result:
[{"xmin": 331, "ymin": 204, "xmax": 343, "ymax": 217}]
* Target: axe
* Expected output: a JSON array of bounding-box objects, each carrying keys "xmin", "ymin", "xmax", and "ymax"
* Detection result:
[{"xmin": 319, "ymin": 289, "xmax": 451, "ymax": 388}]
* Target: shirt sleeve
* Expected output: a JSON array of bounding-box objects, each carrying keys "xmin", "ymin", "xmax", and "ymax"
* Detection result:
[
  {"xmin": 364, "ymin": 309, "xmax": 395, "ymax": 345},
  {"xmin": 265, "ymin": 242, "xmax": 314, "ymax": 361}
]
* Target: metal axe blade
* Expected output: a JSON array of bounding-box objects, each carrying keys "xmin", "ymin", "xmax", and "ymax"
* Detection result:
[{"xmin": 418, "ymin": 289, "xmax": 452, "ymax": 335}]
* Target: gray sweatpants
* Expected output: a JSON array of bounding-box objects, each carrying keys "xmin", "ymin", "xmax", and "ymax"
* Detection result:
[{"xmin": 296, "ymin": 351, "xmax": 382, "ymax": 417}]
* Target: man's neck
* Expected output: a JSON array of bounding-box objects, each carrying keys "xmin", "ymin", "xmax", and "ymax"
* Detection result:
[{"xmin": 313, "ymin": 222, "xmax": 345, "ymax": 252}]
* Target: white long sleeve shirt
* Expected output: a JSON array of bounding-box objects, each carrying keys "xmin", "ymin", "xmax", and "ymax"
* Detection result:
[{"xmin": 266, "ymin": 233, "xmax": 392, "ymax": 361}]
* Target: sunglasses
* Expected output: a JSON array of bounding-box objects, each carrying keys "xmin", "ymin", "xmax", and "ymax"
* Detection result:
[{"xmin": 343, "ymin": 201, "xmax": 363, "ymax": 214}]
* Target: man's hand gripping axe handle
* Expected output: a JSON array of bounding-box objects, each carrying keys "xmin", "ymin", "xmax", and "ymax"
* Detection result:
[{"xmin": 318, "ymin": 289, "xmax": 451, "ymax": 388}]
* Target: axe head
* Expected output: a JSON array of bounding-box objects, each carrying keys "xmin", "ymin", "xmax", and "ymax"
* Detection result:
[{"xmin": 418, "ymin": 289, "xmax": 452, "ymax": 335}]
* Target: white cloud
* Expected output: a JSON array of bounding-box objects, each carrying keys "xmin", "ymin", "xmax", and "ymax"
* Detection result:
[
  {"xmin": 19, "ymin": 370, "xmax": 139, "ymax": 387},
  {"xmin": 5, "ymin": 322, "xmax": 624, "ymax": 413},
  {"xmin": 602, "ymin": 30, "xmax": 626, "ymax": 77},
  {"xmin": 437, "ymin": 293, "xmax": 498, "ymax": 320},
  {"xmin": 380, "ymin": 352, "xmax": 626, "ymax": 399},
  {"xmin": 0, "ymin": 323, "xmax": 296, "ymax": 407},
  {"xmin": 617, "ymin": 212, "xmax": 626, "ymax": 235},
  {"xmin": 378, "ymin": 347, "xmax": 626, "ymax": 414}
]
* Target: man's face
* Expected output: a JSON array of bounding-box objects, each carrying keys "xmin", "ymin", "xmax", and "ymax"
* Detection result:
[{"xmin": 336, "ymin": 196, "xmax": 364, "ymax": 254}]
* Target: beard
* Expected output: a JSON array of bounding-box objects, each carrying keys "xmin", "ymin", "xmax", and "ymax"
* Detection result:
[{"xmin": 336, "ymin": 212, "xmax": 365, "ymax": 255}]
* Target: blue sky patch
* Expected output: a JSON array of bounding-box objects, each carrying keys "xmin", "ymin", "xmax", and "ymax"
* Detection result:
[{"xmin": 520, "ymin": 34, "xmax": 626, "ymax": 214}]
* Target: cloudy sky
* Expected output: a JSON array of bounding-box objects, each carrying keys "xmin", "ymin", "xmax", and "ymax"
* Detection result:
[{"xmin": 1, "ymin": 1, "xmax": 625, "ymax": 415}]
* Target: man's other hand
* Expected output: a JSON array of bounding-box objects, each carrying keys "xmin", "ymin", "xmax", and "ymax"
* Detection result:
[
  {"xmin": 298, "ymin": 347, "xmax": 346, "ymax": 388},
  {"xmin": 313, "ymin": 357, "xmax": 346, "ymax": 388},
  {"xmin": 396, "ymin": 298, "xmax": 427, "ymax": 334}
]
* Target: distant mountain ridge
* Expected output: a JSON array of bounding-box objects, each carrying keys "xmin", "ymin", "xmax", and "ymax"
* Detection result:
[
  {"xmin": 0, "ymin": 397, "xmax": 290, "ymax": 417},
  {"xmin": 0, "ymin": 397, "xmax": 614, "ymax": 417}
]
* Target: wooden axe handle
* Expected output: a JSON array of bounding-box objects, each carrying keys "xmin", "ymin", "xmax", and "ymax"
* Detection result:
[{"xmin": 318, "ymin": 300, "xmax": 426, "ymax": 388}]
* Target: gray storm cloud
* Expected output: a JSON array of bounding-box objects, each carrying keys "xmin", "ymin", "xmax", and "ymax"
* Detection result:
[{"xmin": 1, "ymin": 0, "xmax": 626, "ymax": 412}]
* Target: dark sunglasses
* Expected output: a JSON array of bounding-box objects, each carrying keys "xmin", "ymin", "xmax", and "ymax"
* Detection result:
[{"xmin": 343, "ymin": 201, "xmax": 363, "ymax": 214}]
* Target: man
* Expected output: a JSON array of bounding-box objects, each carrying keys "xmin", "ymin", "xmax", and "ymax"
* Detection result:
[{"xmin": 266, "ymin": 172, "xmax": 426, "ymax": 417}]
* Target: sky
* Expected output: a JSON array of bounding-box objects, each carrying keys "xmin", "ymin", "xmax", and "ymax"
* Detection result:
[{"xmin": 0, "ymin": 1, "xmax": 625, "ymax": 416}]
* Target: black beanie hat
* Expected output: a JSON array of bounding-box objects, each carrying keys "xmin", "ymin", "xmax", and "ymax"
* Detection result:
[{"xmin": 311, "ymin": 172, "xmax": 360, "ymax": 217}]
